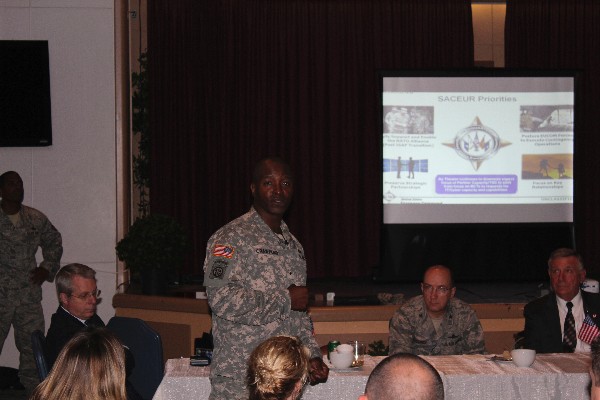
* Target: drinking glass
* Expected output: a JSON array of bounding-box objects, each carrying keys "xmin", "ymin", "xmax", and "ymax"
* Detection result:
[{"xmin": 347, "ymin": 340, "xmax": 366, "ymax": 367}]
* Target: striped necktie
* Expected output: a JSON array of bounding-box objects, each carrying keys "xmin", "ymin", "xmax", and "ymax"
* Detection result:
[{"xmin": 562, "ymin": 301, "xmax": 576, "ymax": 353}]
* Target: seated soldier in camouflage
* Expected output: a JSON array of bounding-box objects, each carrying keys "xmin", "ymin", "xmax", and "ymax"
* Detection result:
[{"xmin": 389, "ymin": 265, "xmax": 485, "ymax": 355}]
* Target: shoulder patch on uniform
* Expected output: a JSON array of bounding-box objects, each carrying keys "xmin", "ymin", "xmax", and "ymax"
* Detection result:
[
  {"xmin": 209, "ymin": 260, "xmax": 229, "ymax": 280},
  {"xmin": 213, "ymin": 244, "xmax": 235, "ymax": 258}
]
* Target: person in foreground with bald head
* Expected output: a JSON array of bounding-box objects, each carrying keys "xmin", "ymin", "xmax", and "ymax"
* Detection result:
[{"xmin": 359, "ymin": 353, "xmax": 444, "ymax": 400}]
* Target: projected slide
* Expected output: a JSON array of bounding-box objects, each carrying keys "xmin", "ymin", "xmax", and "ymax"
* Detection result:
[{"xmin": 381, "ymin": 74, "xmax": 574, "ymax": 224}]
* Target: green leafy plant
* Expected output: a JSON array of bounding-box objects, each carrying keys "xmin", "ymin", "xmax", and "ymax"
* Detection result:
[
  {"xmin": 132, "ymin": 52, "xmax": 149, "ymax": 217},
  {"xmin": 116, "ymin": 214, "xmax": 189, "ymax": 274},
  {"xmin": 367, "ymin": 340, "xmax": 389, "ymax": 356}
]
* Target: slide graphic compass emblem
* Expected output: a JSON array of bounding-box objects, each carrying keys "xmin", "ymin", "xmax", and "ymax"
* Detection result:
[{"xmin": 444, "ymin": 117, "xmax": 511, "ymax": 171}]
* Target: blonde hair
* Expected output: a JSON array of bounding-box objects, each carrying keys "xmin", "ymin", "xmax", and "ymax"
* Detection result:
[
  {"xmin": 247, "ymin": 336, "xmax": 311, "ymax": 400},
  {"xmin": 30, "ymin": 327, "xmax": 127, "ymax": 400}
]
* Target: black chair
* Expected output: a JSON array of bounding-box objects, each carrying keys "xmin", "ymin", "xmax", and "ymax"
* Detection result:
[
  {"xmin": 31, "ymin": 329, "xmax": 49, "ymax": 381},
  {"xmin": 107, "ymin": 316, "xmax": 164, "ymax": 400}
]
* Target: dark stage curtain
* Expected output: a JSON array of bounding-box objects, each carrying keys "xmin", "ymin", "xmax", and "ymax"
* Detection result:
[
  {"xmin": 147, "ymin": 0, "xmax": 474, "ymax": 279},
  {"xmin": 505, "ymin": 0, "xmax": 600, "ymax": 278}
]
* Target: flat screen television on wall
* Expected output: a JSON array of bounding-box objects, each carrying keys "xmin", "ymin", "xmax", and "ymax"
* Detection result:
[
  {"xmin": 0, "ymin": 40, "xmax": 52, "ymax": 147},
  {"xmin": 378, "ymin": 69, "xmax": 576, "ymax": 282}
]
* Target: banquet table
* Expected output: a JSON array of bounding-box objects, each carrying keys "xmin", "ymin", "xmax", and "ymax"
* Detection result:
[
  {"xmin": 423, "ymin": 352, "xmax": 591, "ymax": 400},
  {"xmin": 153, "ymin": 353, "xmax": 591, "ymax": 400}
]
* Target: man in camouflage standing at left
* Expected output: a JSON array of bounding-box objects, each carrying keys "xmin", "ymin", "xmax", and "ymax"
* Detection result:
[
  {"xmin": 0, "ymin": 171, "xmax": 63, "ymax": 391},
  {"xmin": 203, "ymin": 157, "xmax": 328, "ymax": 400}
]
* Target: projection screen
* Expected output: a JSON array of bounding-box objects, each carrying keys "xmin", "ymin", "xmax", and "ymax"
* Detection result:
[{"xmin": 382, "ymin": 71, "xmax": 575, "ymax": 224}]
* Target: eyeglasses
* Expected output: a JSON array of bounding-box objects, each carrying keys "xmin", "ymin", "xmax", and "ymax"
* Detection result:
[
  {"xmin": 69, "ymin": 289, "xmax": 101, "ymax": 300},
  {"xmin": 422, "ymin": 283, "xmax": 452, "ymax": 295}
]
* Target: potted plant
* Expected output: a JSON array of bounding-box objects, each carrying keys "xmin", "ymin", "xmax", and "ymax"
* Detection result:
[
  {"xmin": 132, "ymin": 52, "xmax": 149, "ymax": 217},
  {"xmin": 116, "ymin": 213, "xmax": 189, "ymax": 295}
]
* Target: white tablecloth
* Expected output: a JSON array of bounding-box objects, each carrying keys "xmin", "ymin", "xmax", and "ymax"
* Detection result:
[
  {"xmin": 153, "ymin": 353, "xmax": 591, "ymax": 400},
  {"xmin": 423, "ymin": 352, "xmax": 591, "ymax": 400},
  {"xmin": 152, "ymin": 356, "xmax": 374, "ymax": 400}
]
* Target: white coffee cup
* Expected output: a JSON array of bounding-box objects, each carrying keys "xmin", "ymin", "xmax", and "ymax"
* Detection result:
[
  {"xmin": 511, "ymin": 349, "xmax": 536, "ymax": 367},
  {"xmin": 329, "ymin": 350, "xmax": 354, "ymax": 369}
]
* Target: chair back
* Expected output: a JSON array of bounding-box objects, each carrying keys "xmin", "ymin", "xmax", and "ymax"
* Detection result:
[
  {"xmin": 513, "ymin": 330, "xmax": 526, "ymax": 349},
  {"xmin": 31, "ymin": 329, "xmax": 49, "ymax": 381},
  {"xmin": 107, "ymin": 316, "xmax": 164, "ymax": 400}
]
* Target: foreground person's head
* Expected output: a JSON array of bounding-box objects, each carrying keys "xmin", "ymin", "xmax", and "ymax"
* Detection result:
[
  {"xmin": 247, "ymin": 335, "xmax": 311, "ymax": 400},
  {"xmin": 30, "ymin": 327, "xmax": 126, "ymax": 400},
  {"xmin": 359, "ymin": 353, "xmax": 444, "ymax": 400}
]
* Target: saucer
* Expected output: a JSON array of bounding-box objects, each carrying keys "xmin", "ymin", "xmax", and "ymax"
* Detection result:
[
  {"xmin": 487, "ymin": 355, "xmax": 512, "ymax": 362},
  {"xmin": 325, "ymin": 359, "xmax": 363, "ymax": 371}
]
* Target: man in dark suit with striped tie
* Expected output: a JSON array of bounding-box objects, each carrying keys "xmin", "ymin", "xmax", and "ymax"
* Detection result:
[{"xmin": 524, "ymin": 248, "xmax": 600, "ymax": 353}]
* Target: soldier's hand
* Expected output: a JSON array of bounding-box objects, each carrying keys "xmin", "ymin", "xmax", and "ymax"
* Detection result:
[
  {"xmin": 308, "ymin": 357, "xmax": 329, "ymax": 385},
  {"xmin": 30, "ymin": 267, "xmax": 49, "ymax": 286},
  {"xmin": 288, "ymin": 285, "xmax": 309, "ymax": 311}
]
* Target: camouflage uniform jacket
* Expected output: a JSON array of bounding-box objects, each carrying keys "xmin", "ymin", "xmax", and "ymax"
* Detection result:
[
  {"xmin": 0, "ymin": 205, "xmax": 63, "ymax": 301},
  {"xmin": 389, "ymin": 295, "xmax": 485, "ymax": 355},
  {"xmin": 203, "ymin": 207, "xmax": 321, "ymax": 379}
]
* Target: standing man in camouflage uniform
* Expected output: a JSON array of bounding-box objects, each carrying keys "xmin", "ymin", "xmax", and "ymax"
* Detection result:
[
  {"xmin": 203, "ymin": 157, "xmax": 328, "ymax": 399},
  {"xmin": 0, "ymin": 171, "xmax": 63, "ymax": 391},
  {"xmin": 389, "ymin": 265, "xmax": 485, "ymax": 355}
]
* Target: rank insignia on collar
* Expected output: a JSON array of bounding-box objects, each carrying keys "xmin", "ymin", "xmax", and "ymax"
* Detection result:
[{"xmin": 213, "ymin": 244, "xmax": 235, "ymax": 258}]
